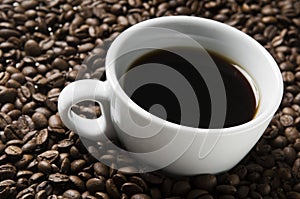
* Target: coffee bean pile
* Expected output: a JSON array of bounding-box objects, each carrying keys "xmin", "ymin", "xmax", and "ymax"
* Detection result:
[{"xmin": 0, "ymin": 0, "xmax": 299, "ymax": 198}]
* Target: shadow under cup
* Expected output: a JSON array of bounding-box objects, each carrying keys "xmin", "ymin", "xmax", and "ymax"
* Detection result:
[{"xmin": 106, "ymin": 16, "xmax": 283, "ymax": 174}]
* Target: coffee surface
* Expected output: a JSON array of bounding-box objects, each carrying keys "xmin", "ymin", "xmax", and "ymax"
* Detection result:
[{"xmin": 123, "ymin": 47, "xmax": 257, "ymax": 128}]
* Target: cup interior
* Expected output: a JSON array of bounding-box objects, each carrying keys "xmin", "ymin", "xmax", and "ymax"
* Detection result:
[{"xmin": 105, "ymin": 16, "xmax": 283, "ymax": 130}]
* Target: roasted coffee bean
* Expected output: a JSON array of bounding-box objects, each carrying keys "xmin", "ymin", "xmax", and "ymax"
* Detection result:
[
  {"xmin": 287, "ymin": 191, "xmax": 300, "ymax": 199},
  {"xmin": 22, "ymin": 130, "xmax": 37, "ymax": 143},
  {"xmin": 69, "ymin": 175, "xmax": 85, "ymax": 191},
  {"xmin": 1, "ymin": 103, "xmax": 14, "ymax": 113},
  {"xmin": 48, "ymin": 173, "xmax": 69, "ymax": 183},
  {"xmin": 58, "ymin": 139, "xmax": 74, "ymax": 148},
  {"xmin": 0, "ymin": 143, "xmax": 5, "ymax": 153},
  {"xmin": 63, "ymin": 189, "xmax": 81, "ymax": 199},
  {"xmin": 285, "ymin": 127, "xmax": 299, "ymax": 143},
  {"xmin": 94, "ymin": 162, "xmax": 109, "ymax": 178},
  {"xmin": 86, "ymin": 177, "xmax": 106, "ymax": 193},
  {"xmin": 280, "ymin": 114, "xmax": 294, "ymax": 127},
  {"xmin": 176, "ymin": 6, "xmax": 191, "ymax": 14},
  {"xmin": 129, "ymin": 176, "xmax": 148, "ymax": 192},
  {"xmin": 106, "ymin": 178, "xmax": 120, "ymax": 199},
  {"xmin": 148, "ymin": 187, "xmax": 161, "ymax": 199},
  {"xmin": 226, "ymin": 174, "xmax": 240, "ymax": 186},
  {"xmin": 38, "ymin": 160, "xmax": 52, "ymax": 174},
  {"xmin": 24, "ymin": 39, "xmax": 41, "ymax": 57},
  {"xmin": 48, "ymin": 115, "xmax": 65, "ymax": 133},
  {"xmin": 140, "ymin": 172, "xmax": 164, "ymax": 184},
  {"xmin": 15, "ymin": 154, "xmax": 33, "ymax": 169},
  {"xmin": 270, "ymin": 135, "xmax": 288, "ymax": 148},
  {"xmin": 121, "ymin": 182, "xmax": 143, "ymax": 196},
  {"xmin": 78, "ymin": 171, "xmax": 92, "ymax": 181},
  {"xmin": 35, "ymin": 129, "xmax": 48, "ymax": 145},
  {"xmin": 35, "ymin": 107, "xmax": 52, "ymax": 118},
  {"xmin": 131, "ymin": 194, "xmax": 151, "ymax": 199},
  {"xmin": 37, "ymin": 150, "xmax": 59, "ymax": 163},
  {"xmin": 171, "ymin": 181, "xmax": 191, "ymax": 196},
  {"xmin": 186, "ymin": 189, "xmax": 208, "ymax": 199},
  {"xmin": 17, "ymin": 170, "xmax": 33, "ymax": 179},
  {"xmin": 216, "ymin": 185, "xmax": 237, "ymax": 194},
  {"xmin": 283, "ymin": 146, "xmax": 296, "ymax": 165},
  {"xmin": 17, "ymin": 115, "xmax": 35, "ymax": 137},
  {"xmin": 22, "ymin": 101, "xmax": 36, "ymax": 115},
  {"xmin": 0, "ymin": 72, "xmax": 10, "ymax": 85},
  {"xmin": 52, "ymin": 58, "xmax": 69, "ymax": 71},
  {"xmin": 78, "ymin": 43, "xmax": 95, "ymax": 53},
  {"xmin": 22, "ymin": 66, "xmax": 38, "ymax": 77},
  {"xmin": 0, "ymin": 112, "xmax": 12, "ymax": 129},
  {"xmin": 22, "ymin": 140, "xmax": 37, "ymax": 153},
  {"xmin": 35, "ymin": 190, "xmax": 47, "ymax": 199},
  {"xmin": 160, "ymin": 178, "xmax": 172, "ymax": 197},
  {"xmin": 60, "ymin": 157, "xmax": 70, "ymax": 173},
  {"xmin": 5, "ymin": 145, "xmax": 22, "ymax": 157},
  {"xmin": 0, "ymin": 86, "xmax": 17, "ymax": 103},
  {"xmin": 6, "ymin": 79, "xmax": 21, "ymax": 89},
  {"xmin": 193, "ymin": 174, "xmax": 217, "ymax": 191},
  {"xmin": 47, "ymin": 73, "xmax": 65, "ymax": 88},
  {"xmin": 21, "ymin": 0, "xmax": 38, "ymax": 9},
  {"xmin": 29, "ymin": 172, "xmax": 45, "ymax": 183},
  {"xmin": 0, "ymin": 29, "xmax": 21, "ymax": 38},
  {"xmin": 6, "ymin": 139, "xmax": 24, "ymax": 146},
  {"xmin": 113, "ymin": 173, "xmax": 127, "ymax": 189},
  {"xmin": 70, "ymin": 159, "xmax": 86, "ymax": 173},
  {"xmin": 0, "ymin": 164, "xmax": 16, "ymax": 179},
  {"xmin": 69, "ymin": 146, "xmax": 82, "ymax": 159},
  {"xmin": 16, "ymin": 187, "xmax": 35, "ymax": 199}
]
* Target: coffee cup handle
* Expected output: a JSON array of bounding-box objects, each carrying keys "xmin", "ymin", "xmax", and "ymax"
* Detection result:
[{"xmin": 58, "ymin": 79, "xmax": 115, "ymax": 141}]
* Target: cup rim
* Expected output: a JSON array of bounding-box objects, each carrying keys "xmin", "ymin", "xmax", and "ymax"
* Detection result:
[{"xmin": 105, "ymin": 16, "xmax": 283, "ymax": 134}]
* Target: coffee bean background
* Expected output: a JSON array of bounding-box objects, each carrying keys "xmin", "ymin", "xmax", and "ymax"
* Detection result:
[{"xmin": 0, "ymin": 0, "xmax": 299, "ymax": 198}]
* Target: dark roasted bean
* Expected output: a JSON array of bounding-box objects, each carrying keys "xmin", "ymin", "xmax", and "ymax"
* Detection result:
[
  {"xmin": 129, "ymin": 176, "xmax": 147, "ymax": 192},
  {"xmin": 106, "ymin": 178, "xmax": 120, "ymax": 199},
  {"xmin": 131, "ymin": 194, "xmax": 151, "ymax": 199},
  {"xmin": 0, "ymin": 112, "xmax": 12, "ymax": 129},
  {"xmin": 29, "ymin": 172, "xmax": 45, "ymax": 183},
  {"xmin": 216, "ymin": 185, "xmax": 237, "ymax": 194},
  {"xmin": 0, "ymin": 86, "xmax": 17, "ymax": 103},
  {"xmin": 121, "ymin": 182, "xmax": 143, "ymax": 196},
  {"xmin": 5, "ymin": 145, "xmax": 22, "ymax": 157},
  {"xmin": 35, "ymin": 190, "xmax": 47, "ymax": 199},
  {"xmin": 0, "ymin": 29, "xmax": 20, "ymax": 38},
  {"xmin": 171, "ymin": 180, "xmax": 191, "ymax": 196},
  {"xmin": 70, "ymin": 159, "xmax": 86, "ymax": 173},
  {"xmin": 37, "ymin": 150, "xmax": 58, "ymax": 163},
  {"xmin": 0, "ymin": 164, "xmax": 16, "ymax": 179},
  {"xmin": 87, "ymin": 177, "xmax": 106, "ymax": 193},
  {"xmin": 94, "ymin": 162, "xmax": 109, "ymax": 178},
  {"xmin": 24, "ymin": 39, "xmax": 41, "ymax": 57},
  {"xmin": 285, "ymin": 127, "xmax": 299, "ymax": 143},
  {"xmin": 52, "ymin": 58, "xmax": 69, "ymax": 71},
  {"xmin": 48, "ymin": 173, "xmax": 69, "ymax": 183},
  {"xmin": 69, "ymin": 175, "xmax": 85, "ymax": 191},
  {"xmin": 63, "ymin": 189, "xmax": 81, "ymax": 199},
  {"xmin": 176, "ymin": 6, "xmax": 191, "ymax": 14},
  {"xmin": 140, "ymin": 172, "xmax": 164, "ymax": 184},
  {"xmin": 193, "ymin": 174, "xmax": 217, "ymax": 191},
  {"xmin": 38, "ymin": 160, "xmax": 52, "ymax": 174}
]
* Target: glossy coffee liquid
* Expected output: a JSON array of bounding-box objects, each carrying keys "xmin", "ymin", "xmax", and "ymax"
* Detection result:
[{"xmin": 123, "ymin": 47, "xmax": 257, "ymax": 128}]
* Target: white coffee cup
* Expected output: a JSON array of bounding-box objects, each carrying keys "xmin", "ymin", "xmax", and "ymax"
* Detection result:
[{"xmin": 58, "ymin": 16, "xmax": 283, "ymax": 175}]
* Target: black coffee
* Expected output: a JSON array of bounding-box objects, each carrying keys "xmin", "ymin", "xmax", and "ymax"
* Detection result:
[{"xmin": 122, "ymin": 47, "xmax": 257, "ymax": 128}]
